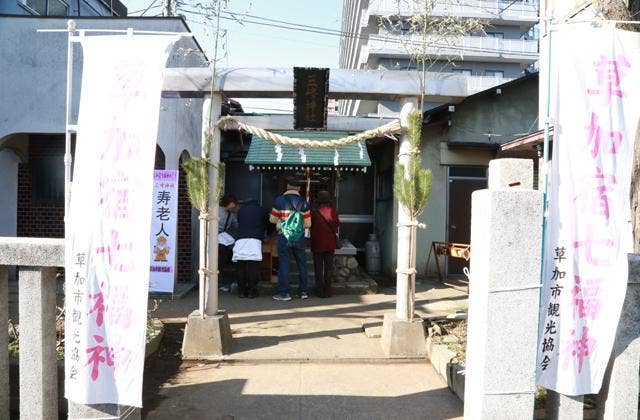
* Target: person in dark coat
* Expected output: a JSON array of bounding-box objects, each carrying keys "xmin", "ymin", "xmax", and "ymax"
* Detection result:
[
  {"xmin": 233, "ymin": 198, "xmax": 269, "ymax": 298},
  {"xmin": 310, "ymin": 190, "xmax": 340, "ymax": 298}
]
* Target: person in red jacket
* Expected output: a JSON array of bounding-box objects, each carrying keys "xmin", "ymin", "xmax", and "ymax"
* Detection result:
[{"xmin": 310, "ymin": 190, "xmax": 340, "ymax": 298}]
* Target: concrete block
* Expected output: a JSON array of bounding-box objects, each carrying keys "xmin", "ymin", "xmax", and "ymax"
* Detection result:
[
  {"xmin": 488, "ymin": 158, "xmax": 533, "ymax": 190},
  {"xmin": 547, "ymin": 391, "xmax": 583, "ymax": 420},
  {"xmin": 447, "ymin": 363, "xmax": 466, "ymax": 401},
  {"xmin": 68, "ymin": 402, "xmax": 141, "ymax": 419},
  {"xmin": 0, "ymin": 266, "xmax": 8, "ymax": 420},
  {"xmin": 0, "ymin": 237, "xmax": 64, "ymax": 266},
  {"xmin": 463, "ymin": 188, "xmax": 543, "ymax": 420},
  {"xmin": 380, "ymin": 313, "xmax": 427, "ymax": 357},
  {"xmin": 182, "ymin": 310, "xmax": 233, "ymax": 360},
  {"xmin": 426, "ymin": 337, "xmax": 456, "ymax": 378},
  {"xmin": 596, "ymin": 254, "xmax": 640, "ymax": 420},
  {"xmin": 362, "ymin": 326, "xmax": 382, "ymax": 338},
  {"xmin": 19, "ymin": 266, "xmax": 58, "ymax": 419}
]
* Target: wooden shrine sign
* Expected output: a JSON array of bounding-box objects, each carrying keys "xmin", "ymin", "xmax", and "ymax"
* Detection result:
[{"xmin": 293, "ymin": 67, "xmax": 329, "ymax": 130}]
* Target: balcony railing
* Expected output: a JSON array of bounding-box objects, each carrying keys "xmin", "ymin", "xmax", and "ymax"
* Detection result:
[
  {"xmin": 368, "ymin": 0, "xmax": 539, "ymax": 21},
  {"xmin": 466, "ymin": 74, "xmax": 515, "ymax": 92},
  {"xmin": 367, "ymin": 34, "xmax": 538, "ymax": 62}
]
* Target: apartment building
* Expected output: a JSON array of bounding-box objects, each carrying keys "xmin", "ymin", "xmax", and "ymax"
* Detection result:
[
  {"xmin": 0, "ymin": 0, "xmax": 127, "ymax": 16},
  {"xmin": 339, "ymin": 0, "xmax": 539, "ymax": 116}
]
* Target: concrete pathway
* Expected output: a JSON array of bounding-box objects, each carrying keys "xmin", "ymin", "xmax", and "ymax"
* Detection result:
[
  {"xmin": 145, "ymin": 362, "xmax": 463, "ymax": 420},
  {"xmin": 143, "ymin": 281, "xmax": 467, "ymax": 419},
  {"xmin": 152, "ymin": 280, "xmax": 468, "ymax": 361}
]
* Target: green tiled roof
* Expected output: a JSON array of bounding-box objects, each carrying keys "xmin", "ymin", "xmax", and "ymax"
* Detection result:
[{"xmin": 245, "ymin": 131, "xmax": 371, "ymax": 168}]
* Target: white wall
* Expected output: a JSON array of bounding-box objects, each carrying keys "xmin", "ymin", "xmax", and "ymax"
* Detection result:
[{"xmin": 0, "ymin": 16, "xmax": 205, "ymax": 164}]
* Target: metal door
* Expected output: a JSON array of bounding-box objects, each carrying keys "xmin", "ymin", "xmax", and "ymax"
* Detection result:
[{"xmin": 447, "ymin": 168, "xmax": 487, "ymax": 275}]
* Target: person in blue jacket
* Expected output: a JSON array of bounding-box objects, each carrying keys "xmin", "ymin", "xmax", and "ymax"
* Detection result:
[
  {"xmin": 269, "ymin": 181, "xmax": 311, "ymax": 301},
  {"xmin": 232, "ymin": 198, "xmax": 269, "ymax": 298}
]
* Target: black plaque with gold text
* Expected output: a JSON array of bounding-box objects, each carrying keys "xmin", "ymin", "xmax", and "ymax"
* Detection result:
[{"xmin": 293, "ymin": 67, "xmax": 329, "ymax": 130}]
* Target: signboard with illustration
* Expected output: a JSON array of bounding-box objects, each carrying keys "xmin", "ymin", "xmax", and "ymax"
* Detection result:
[{"xmin": 149, "ymin": 170, "xmax": 179, "ymax": 293}]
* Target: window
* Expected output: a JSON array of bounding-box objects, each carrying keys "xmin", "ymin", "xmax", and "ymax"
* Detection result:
[
  {"xmin": 21, "ymin": 0, "xmax": 46, "ymax": 14},
  {"xmin": 452, "ymin": 68, "xmax": 472, "ymax": 76},
  {"xmin": 484, "ymin": 70, "xmax": 504, "ymax": 78},
  {"xmin": 48, "ymin": 0, "xmax": 68, "ymax": 15},
  {"xmin": 20, "ymin": 0, "xmax": 68, "ymax": 15},
  {"xmin": 486, "ymin": 32, "xmax": 504, "ymax": 39},
  {"xmin": 30, "ymin": 155, "xmax": 65, "ymax": 205},
  {"xmin": 449, "ymin": 167, "xmax": 487, "ymax": 178}
]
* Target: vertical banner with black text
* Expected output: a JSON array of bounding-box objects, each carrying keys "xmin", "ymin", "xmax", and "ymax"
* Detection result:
[
  {"xmin": 537, "ymin": 26, "xmax": 640, "ymax": 395},
  {"xmin": 150, "ymin": 170, "xmax": 179, "ymax": 293}
]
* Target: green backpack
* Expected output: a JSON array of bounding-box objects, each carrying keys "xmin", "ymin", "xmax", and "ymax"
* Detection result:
[{"xmin": 281, "ymin": 196, "xmax": 305, "ymax": 242}]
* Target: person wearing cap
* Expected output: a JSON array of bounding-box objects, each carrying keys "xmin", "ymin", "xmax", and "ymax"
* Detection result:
[
  {"xmin": 269, "ymin": 181, "xmax": 311, "ymax": 301},
  {"xmin": 310, "ymin": 190, "xmax": 340, "ymax": 298}
]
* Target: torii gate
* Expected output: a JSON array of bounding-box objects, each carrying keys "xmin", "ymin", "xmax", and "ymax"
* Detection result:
[{"xmin": 164, "ymin": 67, "xmax": 465, "ymax": 358}]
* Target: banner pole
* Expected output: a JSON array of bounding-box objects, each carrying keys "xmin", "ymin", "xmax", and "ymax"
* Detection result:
[
  {"xmin": 535, "ymin": 19, "xmax": 553, "ymax": 378},
  {"xmin": 64, "ymin": 19, "xmax": 76, "ymax": 221}
]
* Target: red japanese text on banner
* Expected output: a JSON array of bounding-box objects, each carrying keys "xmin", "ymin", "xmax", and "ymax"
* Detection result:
[
  {"xmin": 537, "ymin": 26, "xmax": 640, "ymax": 395},
  {"xmin": 64, "ymin": 35, "xmax": 177, "ymax": 406}
]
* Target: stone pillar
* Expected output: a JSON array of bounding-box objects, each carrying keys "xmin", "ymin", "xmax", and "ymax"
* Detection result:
[
  {"xmin": 18, "ymin": 266, "xmax": 57, "ymax": 419},
  {"xmin": 547, "ymin": 391, "xmax": 583, "ymax": 420},
  {"xmin": 205, "ymin": 93, "xmax": 222, "ymax": 317},
  {"xmin": 381, "ymin": 96, "xmax": 427, "ymax": 357},
  {"xmin": 68, "ymin": 402, "xmax": 140, "ymax": 419},
  {"xmin": 0, "ymin": 266, "xmax": 8, "ymax": 419},
  {"xmin": 463, "ymin": 159, "xmax": 542, "ymax": 419},
  {"xmin": 596, "ymin": 254, "xmax": 640, "ymax": 420},
  {"xmin": 182, "ymin": 93, "xmax": 232, "ymax": 359}
]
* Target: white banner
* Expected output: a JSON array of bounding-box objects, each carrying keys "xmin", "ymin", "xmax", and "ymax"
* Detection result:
[
  {"xmin": 150, "ymin": 170, "xmax": 179, "ymax": 293},
  {"xmin": 65, "ymin": 34, "xmax": 177, "ymax": 406},
  {"xmin": 537, "ymin": 26, "xmax": 640, "ymax": 395}
]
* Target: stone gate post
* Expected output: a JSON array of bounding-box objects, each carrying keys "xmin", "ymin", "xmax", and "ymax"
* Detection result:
[{"xmin": 464, "ymin": 158, "xmax": 542, "ymax": 419}]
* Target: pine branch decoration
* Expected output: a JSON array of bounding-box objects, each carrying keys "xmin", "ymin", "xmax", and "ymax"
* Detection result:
[
  {"xmin": 394, "ymin": 110, "xmax": 432, "ymax": 219},
  {"xmin": 181, "ymin": 158, "xmax": 209, "ymax": 212}
]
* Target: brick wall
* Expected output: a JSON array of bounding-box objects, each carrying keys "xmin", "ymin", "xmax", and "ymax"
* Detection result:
[
  {"xmin": 17, "ymin": 135, "xmax": 65, "ymax": 238},
  {"xmin": 177, "ymin": 163, "xmax": 192, "ymax": 282},
  {"xmin": 18, "ymin": 139, "xmax": 193, "ymax": 282}
]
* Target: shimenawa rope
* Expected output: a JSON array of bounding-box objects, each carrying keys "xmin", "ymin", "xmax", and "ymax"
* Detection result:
[{"xmin": 217, "ymin": 116, "xmax": 401, "ymax": 148}]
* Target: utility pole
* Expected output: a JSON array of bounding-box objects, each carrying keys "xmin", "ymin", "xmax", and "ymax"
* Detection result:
[{"xmin": 162, "ymin": 0, "xmax": 176, "ymax": 16}]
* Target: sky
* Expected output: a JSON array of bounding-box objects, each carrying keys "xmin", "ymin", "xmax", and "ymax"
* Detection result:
[{"xmin": 122, "ymin": 0, "xmax": 344, "ymax": 112}]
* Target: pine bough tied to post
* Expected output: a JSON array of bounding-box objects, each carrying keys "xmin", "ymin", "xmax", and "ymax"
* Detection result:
[
  {"xmin": 181, "ymin": 125, "xmax": 225, "ymax": 297},
  {"xmin": 395, "ymin": 111, "xmax": 431, "ymax": 283}
]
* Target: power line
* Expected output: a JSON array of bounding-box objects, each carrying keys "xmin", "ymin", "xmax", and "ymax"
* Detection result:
[
  {"xmin": 179, "ymin": 7, "xmax": 538, "ymax": 57},
  {"xmin": 128, "ymin": 0, "xmax": 161, "ymax": 15},
  {"xmin": 183, "ymin": 16, "xmax": 338, "ymax": 49}
]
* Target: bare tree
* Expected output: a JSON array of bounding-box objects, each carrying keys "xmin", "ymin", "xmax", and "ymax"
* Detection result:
[{"xmin": 378, "ymin": 0, "xmax": 486, "ymax": 319}]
